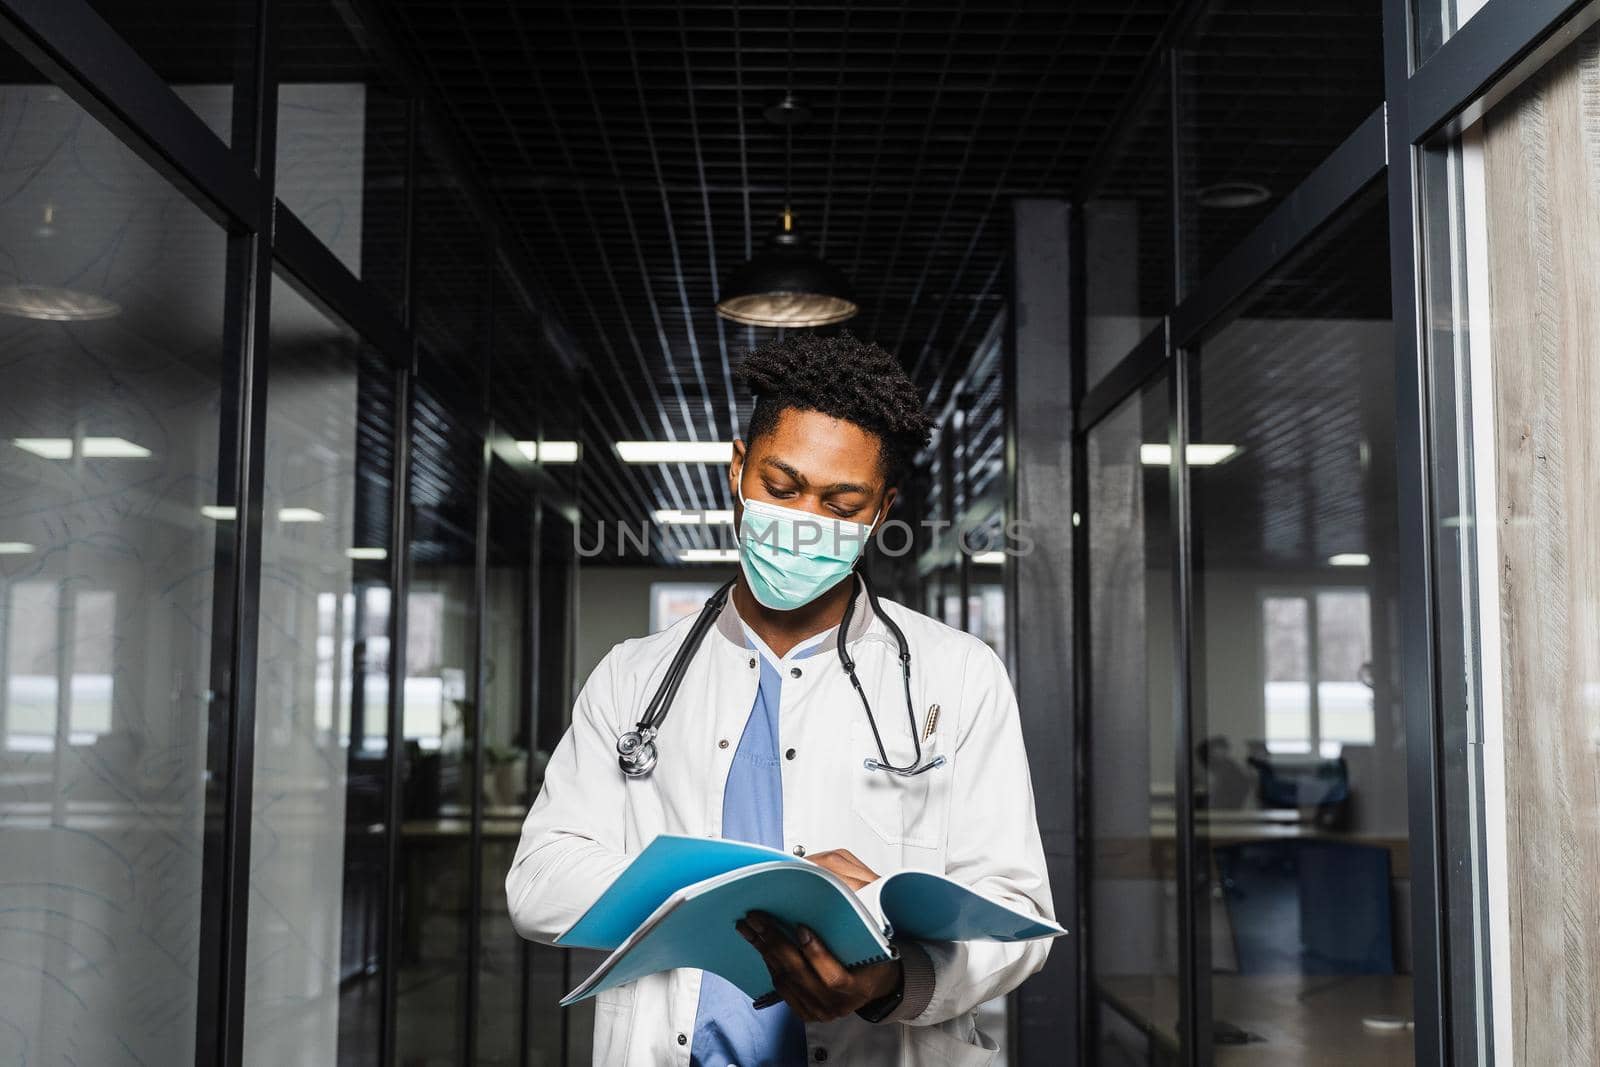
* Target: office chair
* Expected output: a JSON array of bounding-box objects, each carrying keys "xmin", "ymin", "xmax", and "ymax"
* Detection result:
[
  {"xmin": 1247, "ymin": 753, "xmax": 1351, "ymax": 828},
  {"xmin": 1214, "ymin": 839, "xmax": 1395, "ymax": 975}
]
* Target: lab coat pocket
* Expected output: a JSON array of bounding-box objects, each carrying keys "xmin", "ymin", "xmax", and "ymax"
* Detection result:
[
  {"xmin": 590, "ymin": 984, "xmax": 636, "ymax": 1063},
  {"xmin": 903, "ymin": 1018, "xmax": 999, "ymax": 1066},
  {"xmin": 849, "ymin": 718, "xmax": 945, "ymax": 850}
]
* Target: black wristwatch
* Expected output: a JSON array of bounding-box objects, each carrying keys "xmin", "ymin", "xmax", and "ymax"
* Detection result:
[{"xmin": 854, "ymin": 959, "xmax": 905, "ymax": 1024}]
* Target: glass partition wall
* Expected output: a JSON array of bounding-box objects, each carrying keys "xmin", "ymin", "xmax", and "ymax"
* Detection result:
[
  {"xmin": 0, "ymin": 2, "xmax": 583, "ymax": 1065},
  {"xmin": 1085, "ymin": 378, "xmax": 1176, "ymax": 1065},
  {"xmin": 243, "ymin": 275, "xmax": 397, "ymax": 1065},
  {"xmin": 1186, "ymin": 193, "xmax": 1410, "ymax": 1062},
  {"xmin": 0, "ymin": 53, "xmax": 232, "ymax": 1066},
  {"xmin": 1068, "ymin": 0, "xmax": 1600, "ymax": 1062}
]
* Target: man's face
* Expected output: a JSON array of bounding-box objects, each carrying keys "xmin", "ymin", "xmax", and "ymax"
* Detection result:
[{"xmin": 729, "ymin": 407, "xmax": 897, "ymax": 528}]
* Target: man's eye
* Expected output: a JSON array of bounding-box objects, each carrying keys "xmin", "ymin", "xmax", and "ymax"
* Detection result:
[{"xmin": 766, "ymin": 487, "xmax": 797, "ymax": 499}]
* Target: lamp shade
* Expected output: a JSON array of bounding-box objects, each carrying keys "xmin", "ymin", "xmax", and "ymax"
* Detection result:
[{"xmin": 715, "ymin": 223, "xmax": 858, "ymax": 328}]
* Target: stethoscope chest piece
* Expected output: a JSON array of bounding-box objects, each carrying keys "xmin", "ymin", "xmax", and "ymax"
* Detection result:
[{"xmin": 617, "ymin": 727, "xmax": 659, "ymax": 777}]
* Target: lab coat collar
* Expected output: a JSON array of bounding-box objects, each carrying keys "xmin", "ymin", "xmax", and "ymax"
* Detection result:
[{"xmin": 713, "ymin": 574, "xmax": 879, "ymax": 651}]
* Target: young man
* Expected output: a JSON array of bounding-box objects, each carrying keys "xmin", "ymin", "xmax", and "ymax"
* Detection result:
[{"xmin": 507, "ymin": 333, "xmax": 1053, "ymax": 1065}]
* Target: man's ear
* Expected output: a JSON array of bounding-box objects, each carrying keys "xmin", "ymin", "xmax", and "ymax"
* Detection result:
[
  {"xmin": 879, "ymin": 485, "xmax": 898, "ymax": 521},
  {"xmin": 729, "ymin": 439, "xmax": 747, "ymax": 498}
]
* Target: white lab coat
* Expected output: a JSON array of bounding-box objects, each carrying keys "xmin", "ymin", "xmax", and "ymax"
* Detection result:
[{"xmin": 506, "ymin": 584, "xmax": 1054, "ymax": 1065}]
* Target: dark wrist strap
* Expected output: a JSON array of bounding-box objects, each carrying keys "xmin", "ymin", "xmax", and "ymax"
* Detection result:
[{"xmin": 854, "ymin": 961, "xmax": 905, "ymax": 1024}]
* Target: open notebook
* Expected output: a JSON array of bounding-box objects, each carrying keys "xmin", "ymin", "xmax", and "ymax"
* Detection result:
[{"xmin": 555, "ymin": 835, "xmax": 1064, "ymax": 1006}]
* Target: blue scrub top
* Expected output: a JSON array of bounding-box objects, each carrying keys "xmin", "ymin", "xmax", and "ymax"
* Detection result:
[{"xmin": 688, "ymin": 627, "xmax": 829, "ymax": 1067}]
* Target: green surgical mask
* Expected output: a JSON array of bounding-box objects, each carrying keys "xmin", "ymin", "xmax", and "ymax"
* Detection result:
[{"xmin": 735, "ymin": 484, "xmax": 880, "ymax": 611}]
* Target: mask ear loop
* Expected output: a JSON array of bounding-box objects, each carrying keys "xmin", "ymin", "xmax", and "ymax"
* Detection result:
[{"xmin": 731, "ymin": 462, "xmax": 747, "ymax": 534}]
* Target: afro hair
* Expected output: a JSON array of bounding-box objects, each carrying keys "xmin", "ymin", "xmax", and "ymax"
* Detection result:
[{"xmin": 735, "ymin": 331, "xmax": 934, "ymax": 482}]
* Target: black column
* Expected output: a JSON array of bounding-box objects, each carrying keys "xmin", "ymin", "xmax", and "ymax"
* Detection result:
[{"xmin": 1005, "ymin": 198, "xmax": 1080, "ymax": 1064}]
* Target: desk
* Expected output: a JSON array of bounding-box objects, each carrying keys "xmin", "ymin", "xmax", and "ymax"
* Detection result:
[
  {"xmin": 1096, "ymin": 974, "xmax": 1414, "ymax": 1065},
  {"xmin": 1096, "ymin": 825, "xmax": 1411, "ymax": 880},
  {"xmin": 400, "ymin": 816, "xmax": 525, "ymax": 840}
]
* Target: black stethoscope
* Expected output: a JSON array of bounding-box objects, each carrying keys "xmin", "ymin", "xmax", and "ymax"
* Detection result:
[{"xmin": 615, "ymin": 572, "xmax": 946, "ymax": 779}]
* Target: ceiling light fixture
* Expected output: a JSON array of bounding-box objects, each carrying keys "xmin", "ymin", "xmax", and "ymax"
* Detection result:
[
  {"xmin": 1140, "ymin": 443, "xmax": 1241, "ymax": 467},
  {"xmin": 13, "ymin": 437, "xmax": 73, "ymax": 459},
  {"xmin": 201, "ymin": 505, "xmax": 237, "ymax": 521},
  {"xmin": 14, "ymin": 436, "xmax": 150, "ymax": 459},
  {"xmin": 714, "ymin": 93, "xmax": 857, "ymax": 328},
  {"xmin": 654, "ymin": 508, "xmax": 735, "ymax": 526},
  {"xmin": 81, "ymin": 437, "xmax": 150, "ymax": 458},
  {"xmin": 1328, "ymin": 553, "xmax": 1371, "ymax": 567},
  {"xmin": 971, "ymin": 550, "xmax": 1006, "ymax": 565},
  {"xmin": 0, "ymin": 283, "xmax": 121, "ymax": 322},
  {"xmin": 616, "ymin": 440, "xmax": 732, "ymax": 464},
  {"xmin": 278, "ymin": 508, "xmax": 325, "ymax": 523},
  {"xmin": 679, "ymin": 548, "xmax": 740, "ymax": 564},
  {"xmin": 516, "ymin": 440, "xmax": 581, "ymax": 464},
  {"xmin": 1196, "ymin": 181, "xmax": 1272, "ymax": 209},
  {"xmin": 346, "ymin": 547, "xmax": 389, "ymax": 561},
  {"xmin": 0, "ymin": 542, "xmax": 36, "ymax": 555}
]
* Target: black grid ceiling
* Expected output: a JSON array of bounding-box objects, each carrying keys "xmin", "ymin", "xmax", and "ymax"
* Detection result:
[{"xmin": 386, "ymin": 0, "xmax": 1177, "ymax": 554}]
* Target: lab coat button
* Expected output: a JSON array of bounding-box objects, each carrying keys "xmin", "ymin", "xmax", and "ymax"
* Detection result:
[
  {"xmin": 812, "ymin": 1048, "xmax": 829, "ymax": 1062},
  {"xmin": 793, "ymin": 845, "xmax": 806, "ymax": 857},
  {"xmin": 748, "ymin": 657, "xmax": 757, "ymax": 669},
  {"xmin": 790, "ymin": 666, "xmax": 802, "ymax": 678},
  {"xmin": 718, "ymin": 738, "xmax": 730, "ymax": 749},
  {"xmin": 785, "ymin": 748, "xmax": 796, "ymax": 760},
  {"xmin": 677, "ymin": 1032, "xmax": 688, "ymax": 1046}
]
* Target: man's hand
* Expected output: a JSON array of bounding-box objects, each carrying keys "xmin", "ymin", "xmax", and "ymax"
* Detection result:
[
  {"xmin": 805, "ymin": 848, "xmax": 879, "ymax": 891},
  {"xmin": 735, "ymin": 911, "xmax": 901, "ymax": 1022}
]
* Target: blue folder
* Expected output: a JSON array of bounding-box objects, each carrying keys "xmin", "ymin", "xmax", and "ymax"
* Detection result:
[{"xmin": 557, "ymin": 835, "xmax": 1063, "ymax": 1005}]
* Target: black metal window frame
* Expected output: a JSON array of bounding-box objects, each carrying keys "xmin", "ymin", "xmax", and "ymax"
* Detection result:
[
  {"xmin": 1068, "ymin": 0, "xmax": 1600, "ymax": 1064},
  {"xmin": 0, "ymin": 0, "xmax": 582, "ymax": 1064}
]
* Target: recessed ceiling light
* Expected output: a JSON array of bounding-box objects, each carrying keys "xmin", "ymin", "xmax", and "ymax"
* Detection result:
[
  {"xmin": 0, "ymin": 542, "xmax": 36, "ymax": 554},
  {"xmin": 346, "ymin": 547, "xmax": 388, "ymax": 561},
  {"xmin": 1329, "ymin": 553, "xmax": 1371, "ymax": 567},
  {"xmin": 81, "ymin": 437, "xmax": 150, "ymax": 458},
  {"xmin": 1197, "ymin": 181, "xmax": 1272, "ymax": 209},
  {"xmin": 617, "ymin": 440, "xmax": 732, "ymax": 464},
  {"xmin": 0, "ymin": 283, "xmax": 121, "ymax": 321},
  {"xmin": 202, "ymin": 505, "xmax": 237, "ymax": 521},
  {"xmin": 1140, "ymin": 443, "xmax": 1241, "ymax": 466},
  {"xmin": 971, "ymin": 550, "xmax": 1006, "ymax": 565},
  {"xmin": 679, "ymin": 548, "xmax": 740, "ymax": 563},
  {"xmin": 278, "ymin": 508, "xmax": 325, "ymax": 523},
  {"xmin": 654, "ymin": 508, "xmax": 735, "ymax": 526},
  {"xmin": 14, "ymin": 437, "xmax": 151, "ymax": 459},
  {"xmin": 13, "ymin": 437, "xmax": 73, "ymax": 459},
  {"xmin": 516, "ymin": 440, "xmax": 580, "ymax": 464}
]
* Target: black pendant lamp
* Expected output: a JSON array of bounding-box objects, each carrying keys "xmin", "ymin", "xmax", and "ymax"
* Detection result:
[{"xmin": 715, "ymin": 93, "xmax": 858, "ymax": 329}]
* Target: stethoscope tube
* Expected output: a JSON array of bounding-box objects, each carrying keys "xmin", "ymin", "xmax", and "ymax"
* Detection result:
[
  {"xmin": 616, "ymin": 578, "xmax": 736, "ymax": 777},
  {"xmin": 614, "ymin": 573, "xmax": 943, "ymax": 778},
  {"xmin": 837, "ymin": 576, "xmax": 945, "ymax": 777}
]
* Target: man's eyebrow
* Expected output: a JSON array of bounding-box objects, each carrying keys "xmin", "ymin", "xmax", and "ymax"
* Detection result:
[{"xmin": 759, "ymin": 456, "xmax": 873, "ymax": 496}]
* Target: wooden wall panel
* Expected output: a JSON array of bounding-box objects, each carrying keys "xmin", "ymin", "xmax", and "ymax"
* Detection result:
[{"xmin": 1481, "ymin": 25, "xmax": 1600, "ymax": 1065}]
